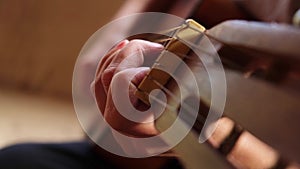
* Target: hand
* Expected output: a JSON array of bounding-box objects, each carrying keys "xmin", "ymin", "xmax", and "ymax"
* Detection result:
[{"xmin": 92, "ymin": 39, "xmax": 164, "ymax": 137}]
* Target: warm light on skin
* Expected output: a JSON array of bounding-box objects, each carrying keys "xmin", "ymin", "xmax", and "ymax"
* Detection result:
[
  {"xmin": 228, "ymin": 132, "xmax": 279, "ymax": 169},
  {"xmin": 93, "ymin": 37, "xmax": 300, "ymax": 168},
  {"xmin": 208, "ymin": 117, "xmax": 235, "ymax": 148},
  {"xmin": 208, "ymin": 117, "xmax": 282, "ymax": 169}
]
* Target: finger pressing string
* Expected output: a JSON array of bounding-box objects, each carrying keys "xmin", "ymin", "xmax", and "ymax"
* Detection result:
[
  {"xmin": 93, "ymin": 39, "xmax": 129, "ymax": 113},
  {"xmin": 95, "ymin": 39, "xmax": 129, "ymax": 77},
  {"xmin": 101, "ymin": 40, "xmax": 163, "ymax": 93}
]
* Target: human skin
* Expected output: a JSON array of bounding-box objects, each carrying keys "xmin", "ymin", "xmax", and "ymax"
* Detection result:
[
  {"xmin": 92, "ymin": 40, "xmax": 172, "ymax": 169},
  {"xmin": 92, "ymin": 39, "xmax": 299, "ymax": 169}
]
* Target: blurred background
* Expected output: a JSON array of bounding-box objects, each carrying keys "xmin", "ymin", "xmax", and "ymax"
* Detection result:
[
  {"xmin": 1, "ymin": 1, "xmax": 299, "ymax": 169},
  {"xmin": 0, "ymin": 0, "xmax": 123, "ymax": 148}
]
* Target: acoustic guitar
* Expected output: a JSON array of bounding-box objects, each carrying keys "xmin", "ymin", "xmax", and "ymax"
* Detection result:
[{"xmin": 134, "ymin": 19, "xmax": 300, "ymax": 169}]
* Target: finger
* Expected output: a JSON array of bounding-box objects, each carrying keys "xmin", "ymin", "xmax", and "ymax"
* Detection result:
[
  {"xmin": 114, "ymin": 40, "xmax": 163, "ymax": 73},
  {"xmin": 95, "ymin": 39, "xmax": 129, "ymax": 79},
  {"xmin": 101, "ymin": 40, "xmax": 163, "ymax": 94},
  {"xmin": 93, "ymin": 40, "xmax": 129, "ymax": 114},
  {"xmin": 129, "ymin": 68, "xmax": 151, "ymax": 111},
  {"xmin": 104, "ymin": 67, "xmax": 158, "ymax": 137},
  {"xmin": 125, "ymin": 67, "xmax": 150, "ymax": 108}
]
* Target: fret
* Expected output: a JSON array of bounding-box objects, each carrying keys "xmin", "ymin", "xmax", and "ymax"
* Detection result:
[
  {"xmin": 135, "ymin": 19, "xmax": 206, "ymax": 105},
  {"xmin": 134, "ymin": 19, "xmax": 300, "ymax": 168}
]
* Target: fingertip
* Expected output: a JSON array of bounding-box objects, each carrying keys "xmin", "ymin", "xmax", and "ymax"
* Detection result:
[
  {"xmin": 129, "ymin": 39, "xmax": 164, "ymax": 49},
  {"xmin": 132, "ymin": 67, "xmax": 150, "ymax": 86},
  {"xmin": 148, "ymin": 41, "xmax": 164, "ymax": 49}
]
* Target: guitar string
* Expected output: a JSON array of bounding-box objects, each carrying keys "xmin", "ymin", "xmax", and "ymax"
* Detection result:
[
  {"xmin": 133, "ymin": 78, "xmax": 207, "ymax": 126},
  {"xmin": 151, "ymin": 79, "xmax": 209, "ymax": 132},
  {"xmin": 127, "ymin": 17, "xmax": 293, "ymax": 167},
  {"xmin": 143, "ymin": 88, "xmax": 207, "ymax": 130},
  {"xmin": 131, "ymin": 23, "xmax": 221, "ymax": 131},
  {"xmin": 149, "ymin": 77, "xmax": 207, "ymax": 123},
  {"xmin": 152, "ymin": 27, "xmax": 219, "ymax": 64},
  {"xmin": 143, "ymin": 76, "xmax": 292, "ymax": 168},
  {"xmin": 135, "ymin": 28, "xmax": 216, "ymax": 126}
]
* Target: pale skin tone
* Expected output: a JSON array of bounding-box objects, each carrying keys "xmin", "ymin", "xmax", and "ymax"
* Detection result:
[
  {"xmin": 92, "ymin": 39, "xmax": 299, "ymax": 169},
  {"xmin": 92, "ymin": 39, "xmax": 172, "ymax": 169},
  {"xmin": 92, "ymin": 39, "xmax": 163, "ymax": 137},
  {"xmin": 87, "ymin": 1, "xmax": 300, "ymax": 168}
]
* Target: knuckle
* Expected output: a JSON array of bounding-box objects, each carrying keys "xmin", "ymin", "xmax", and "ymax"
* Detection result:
[
  {"xmin": 112, "ymin": 70, "xmax": 132, "ymax": 87},
  {"xmin": 126, "ymin": 40, "xmax": 145, "ymax": 52},
  {"xmin": 101, "ymin": 67, "xmax": 116, "ymax": 88},
  {"xmin": 114, "ymin": 70, "xmax": 129, "ymax": 82}
]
